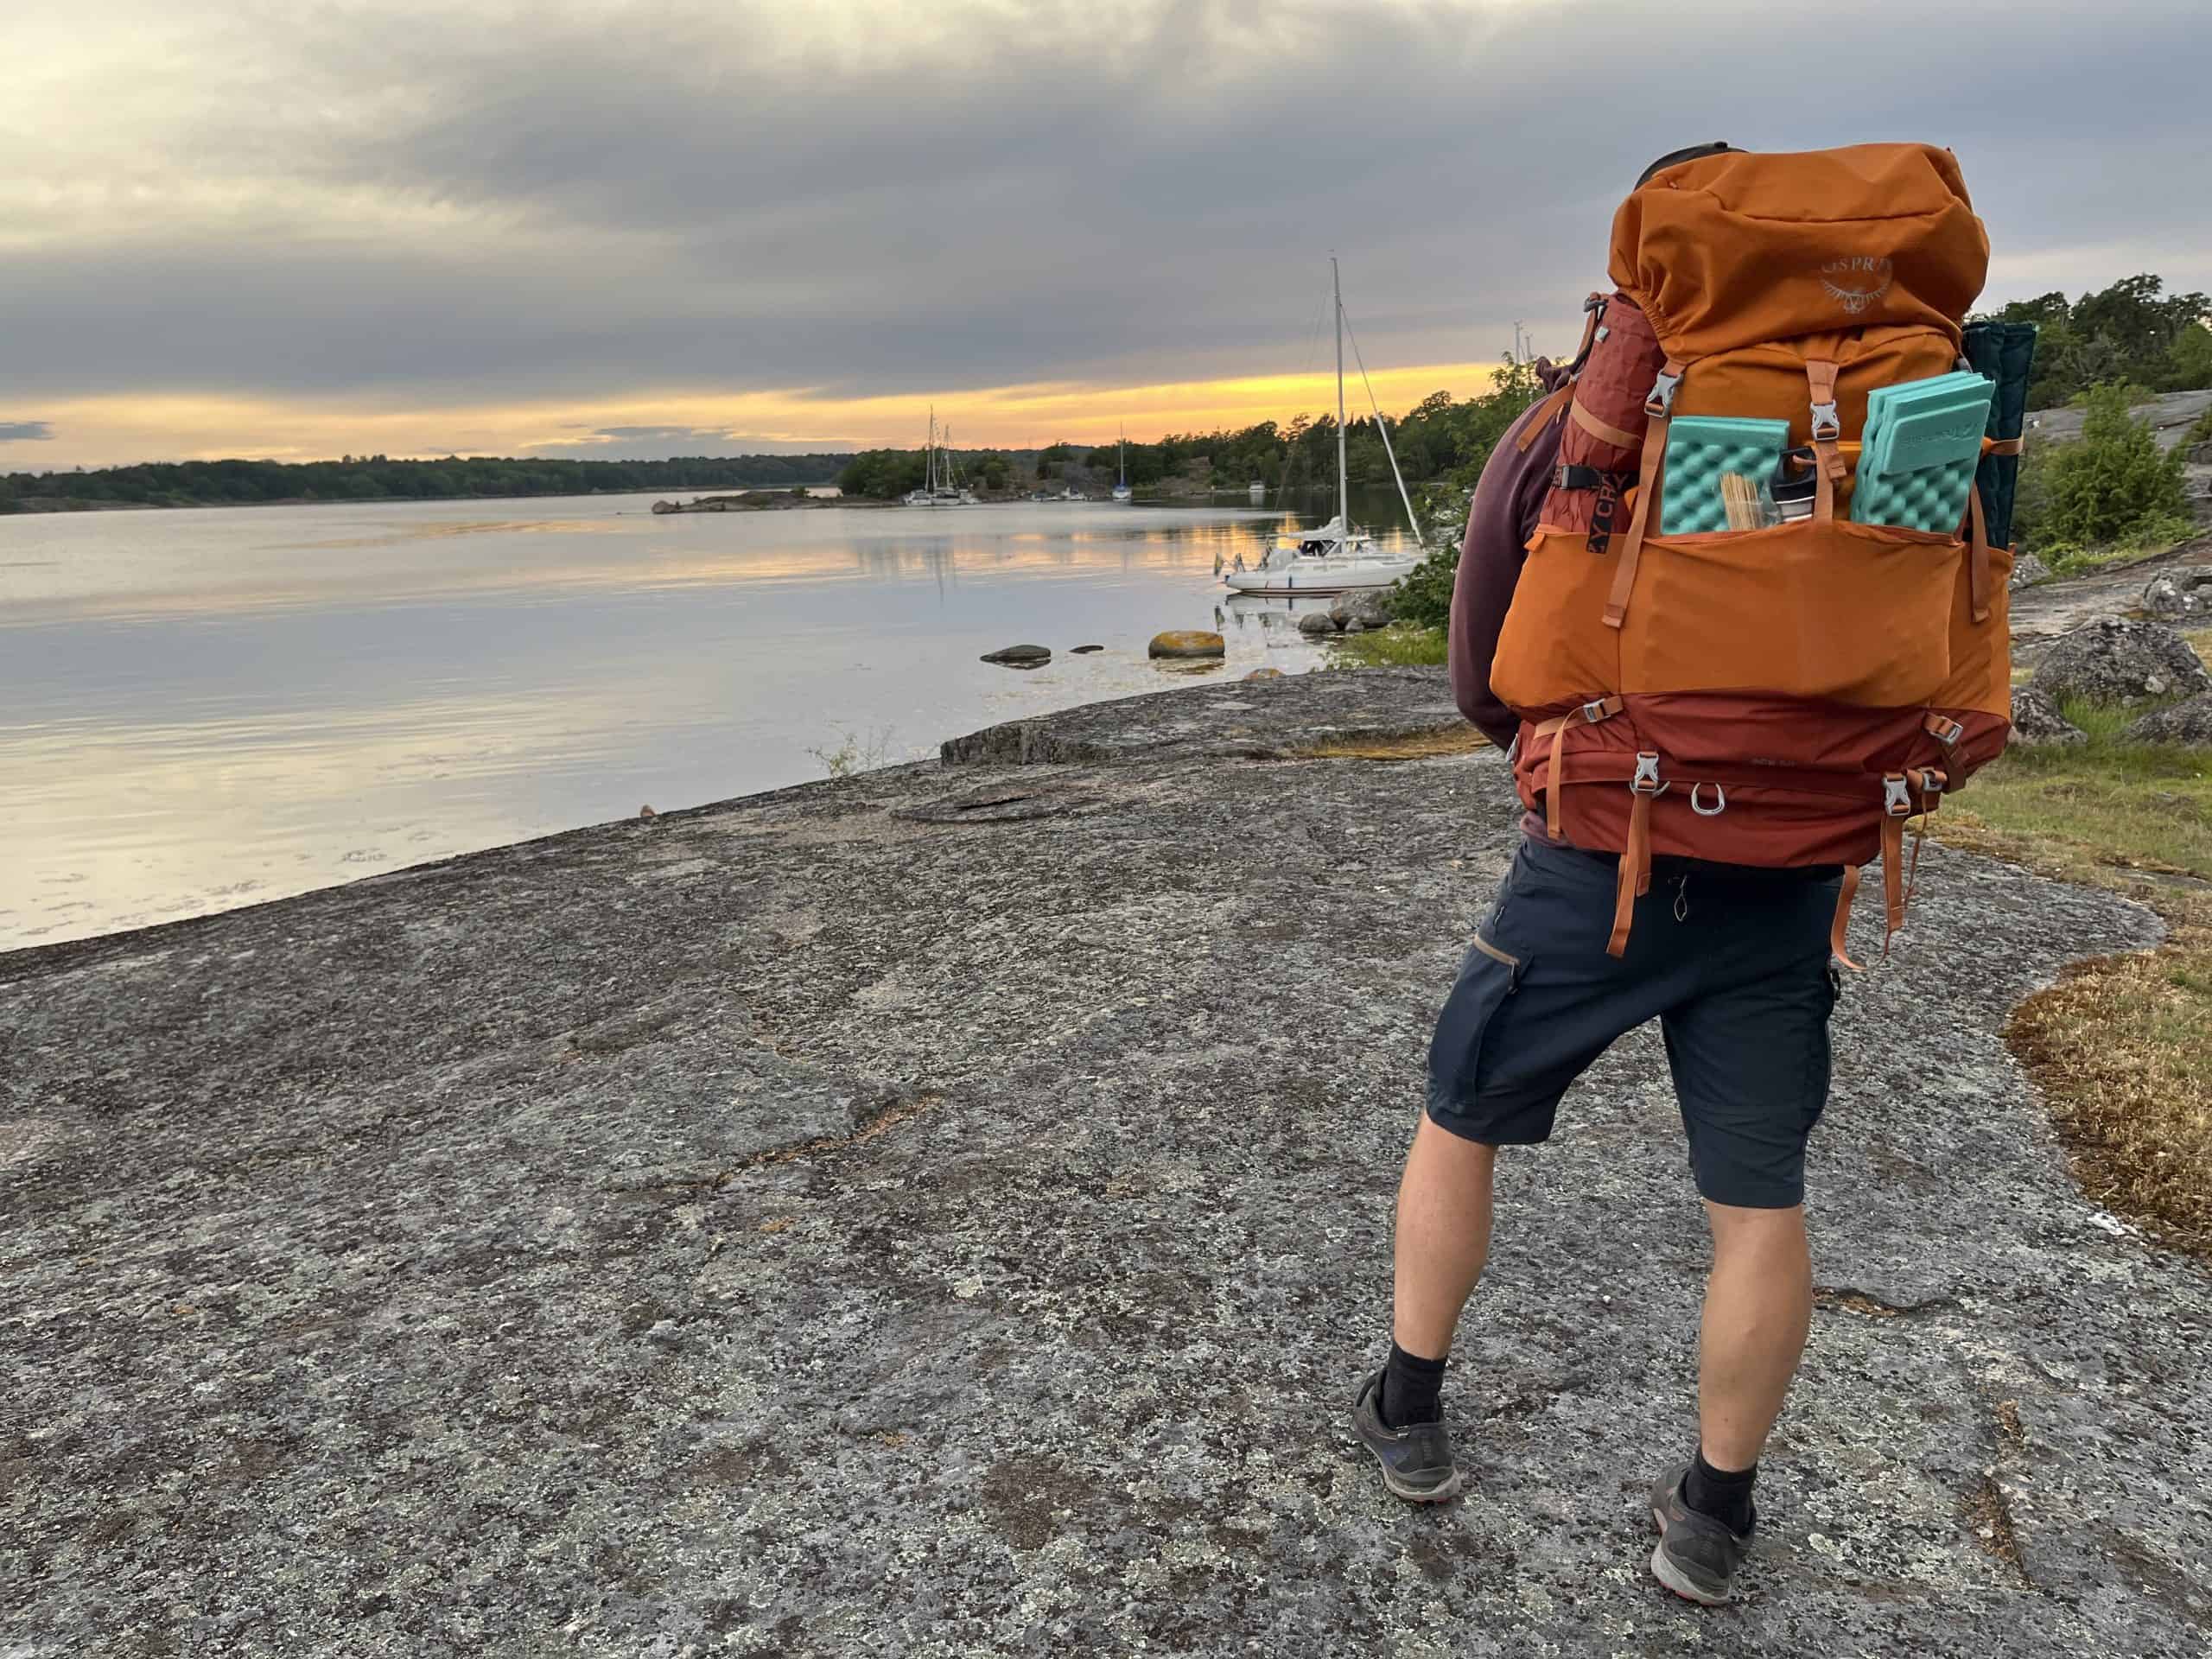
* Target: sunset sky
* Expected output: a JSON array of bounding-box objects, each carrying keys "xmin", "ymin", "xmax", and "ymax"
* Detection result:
[{"xmin": 6, "ymin": 0, "xmax": 2209, "ymax": 471}]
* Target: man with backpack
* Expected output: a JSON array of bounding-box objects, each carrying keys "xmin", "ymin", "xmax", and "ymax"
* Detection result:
[{"xmin": 1348, "ymin": 143, "xmax": 2015, "ymax": 1604}]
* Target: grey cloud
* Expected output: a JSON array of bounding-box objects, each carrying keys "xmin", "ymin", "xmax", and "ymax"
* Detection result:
[
  {"xmin": 0, "ymin": 422, "xmax": 54, "ymax": 442},
  {"xmin": 8, "ymin": 0, "xmax": 2211, "ymax": 440}
]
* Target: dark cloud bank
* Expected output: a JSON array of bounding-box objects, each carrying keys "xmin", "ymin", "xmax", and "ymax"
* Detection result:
[{"xmin": 7, "ymin": 0, "xmax": 2207, "ymax": 449}]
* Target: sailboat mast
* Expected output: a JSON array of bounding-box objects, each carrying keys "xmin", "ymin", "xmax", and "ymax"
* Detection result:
[
  {"xmin": 1332, "ymin": 256, "xmax": 1347, "ymax": 531},
  {"xmin": 926, "ymin": 406, "xmax": 936, "ymax": 493}
]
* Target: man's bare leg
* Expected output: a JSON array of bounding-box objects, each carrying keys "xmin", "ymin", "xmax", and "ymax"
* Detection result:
[
  {"xmin": 1349, "ymin": 1116, "xmax": 1495, "ymax": 1499},
  {"xmin": 1697, "ymin": 1200, "xmax": 1812, "ymax": 1471},
  {"xmin": 1392, "ymin": 1116, "xmax": 1497, "ymax": 1359}
]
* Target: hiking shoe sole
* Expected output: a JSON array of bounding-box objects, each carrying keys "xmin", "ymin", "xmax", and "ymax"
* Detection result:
[{"xmin": 1350, "ymin": 1370, "xmax": 1464, "ymax": 1503}]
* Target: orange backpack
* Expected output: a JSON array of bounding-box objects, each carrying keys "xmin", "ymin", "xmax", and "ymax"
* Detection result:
[{"xmin": 1491, "ymin": 144, "xmax": 2013, "ymax": 961}]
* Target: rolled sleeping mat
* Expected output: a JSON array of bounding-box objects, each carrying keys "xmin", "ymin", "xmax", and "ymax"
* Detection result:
[{"xmin": 1961, "ymin": 320, "xmax": 2038, "ymax": 550}]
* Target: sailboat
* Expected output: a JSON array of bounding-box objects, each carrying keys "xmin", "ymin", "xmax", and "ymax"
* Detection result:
[
  {"xmin": 1111, "ymin": 426, "xmax": 1134, "ymax": 503},
  {"xmin": 1222, "ymin": 258, "xmax": 1421, "ymax": 595},
  {"xmin": 902, "ymin": 407, "xmax": 979, "ymax": 507}
]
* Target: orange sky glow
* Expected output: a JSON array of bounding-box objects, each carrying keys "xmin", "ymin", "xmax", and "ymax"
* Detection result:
[{"xmin": 16, "ymin": 361, "xmax": 1511, "ymax": 473}]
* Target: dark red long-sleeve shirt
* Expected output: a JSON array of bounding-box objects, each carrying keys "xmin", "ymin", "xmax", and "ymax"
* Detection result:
[{"xmin": 1447, "ymin": 381, "xmax": 1567, "ymax": 751}]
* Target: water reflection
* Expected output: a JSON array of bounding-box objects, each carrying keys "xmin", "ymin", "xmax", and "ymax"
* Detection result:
[{"xmin": 0, "ymin": 493, "xmax": 1357, "ymax": 949}]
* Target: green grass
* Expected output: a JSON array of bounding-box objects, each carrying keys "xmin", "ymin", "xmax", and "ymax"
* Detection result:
[
  {"xmin": 2037, "ymin": 512, "xmax": 2201, "ymax": 577},
  {"xmin": 1960, "ymin": 701, "xmax": 2212, "ymax": 875},
  {"xmin": 1325, "ymin": 624, "xmax": 1447, "ymax": 667}
]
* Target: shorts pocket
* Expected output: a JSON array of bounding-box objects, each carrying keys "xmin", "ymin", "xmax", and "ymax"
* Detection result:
[{"xmin": 1427, "ymin": 934, "xmax": 1522, "ymax": 1112}]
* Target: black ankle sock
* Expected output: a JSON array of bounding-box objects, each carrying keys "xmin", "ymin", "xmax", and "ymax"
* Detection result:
[
  {"xmin": 1379, "ymin": 1343, "xmax": 1448, "ymax": 1429},
  {"xmin": 1682, "ymin": 1446, "xmax": 1758, "ymax": 1535}
]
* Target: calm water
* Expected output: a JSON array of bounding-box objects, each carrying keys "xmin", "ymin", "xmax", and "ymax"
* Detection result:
[{"xmin": 1, "ymin": 492, "xmax": 1413, "ymax": 949}]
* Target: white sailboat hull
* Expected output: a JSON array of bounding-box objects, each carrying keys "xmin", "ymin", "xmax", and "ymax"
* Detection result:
[{"xmin": 1223, "ymin": 556, "xmax": 1415, "ymax": 595}]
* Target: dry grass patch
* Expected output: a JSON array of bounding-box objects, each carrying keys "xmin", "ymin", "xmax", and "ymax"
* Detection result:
[
  {"xmin": 1301, "ymin": 726, "xmax": 1488, "ymax": 762},
  {"xmin": 1941, "ymin": 717, "xmax": 2212, "ymax": 1254}
]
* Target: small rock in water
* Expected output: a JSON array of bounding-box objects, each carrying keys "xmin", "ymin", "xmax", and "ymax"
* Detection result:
[
  {"xmin": 1296, "ymin": 612, "xmax": 1340, "ymax": 637},
  {"xmin": 1244, "ymin": 668, "xmax": 1284, "ymax": 680},
  {"xmin": 982, "ymin": 644, "xmax": 1052, "ymax": 669},
  {"xmin": 1070, "ymin": 644, "xmax": 1105, "ymax": 654},
  {"xmin": 1147, "ymin": 630, "xmax": 1225, "ymax": 660},
  {"xmin": 639, "ymin": 804, "xmax": 658, "ymax": 818}
]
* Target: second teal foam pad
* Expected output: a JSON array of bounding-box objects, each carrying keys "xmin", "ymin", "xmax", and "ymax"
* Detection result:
[
  {"xmin": 1853, "ymin": 372, "xmax": 1994, "ymax": 532},
  {"xmin": 1659, "ymin": 416, "xmax": 1789, "ymax": 534}
]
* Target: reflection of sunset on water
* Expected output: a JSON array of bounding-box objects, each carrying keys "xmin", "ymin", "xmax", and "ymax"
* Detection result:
[{"xmin": 1, "ymin": 495, "xmax": 1381, "ymax": 948}]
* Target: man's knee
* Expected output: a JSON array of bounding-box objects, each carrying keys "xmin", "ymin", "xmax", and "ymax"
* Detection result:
[{"xmin": 1704, "ymin": 1199, "xmax": 1808, "ymax": 1264}]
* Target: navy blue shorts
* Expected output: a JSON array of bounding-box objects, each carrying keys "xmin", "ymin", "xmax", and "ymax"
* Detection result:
[{"xmin": 1427, "ymin": 837, "xmax": 1841, "ymax": 1209}]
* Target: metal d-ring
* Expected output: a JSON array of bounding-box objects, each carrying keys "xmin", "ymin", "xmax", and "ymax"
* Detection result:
[{"xmin": 1689, "ymin": 782, "xmax": 1726, "ymax": 817}]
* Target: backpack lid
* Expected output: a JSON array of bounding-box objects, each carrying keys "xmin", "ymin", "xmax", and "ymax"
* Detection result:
[{"xmin": 1608, "ymin": 144, "xmax": 1990, "ymax": 362}]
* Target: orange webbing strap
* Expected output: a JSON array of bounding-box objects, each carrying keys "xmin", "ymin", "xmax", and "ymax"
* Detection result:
[
  {"xmin": 1829, "ymin": 865, "xmax": 1864, "ymax": 972},
  {"xmin": 1806, "ymin": 359, "xmax": 1845, "ymax": 524},
  {"xmin": 1986, "ymin": 436, "xmax": 2024, "ymax": 457},
  {"xmin": 1879, "ymin": 814, "xmax": 1907, "ymax": 954},
  {"xmin": 1517, "ymin": 385, "xmax": 1573, "ymax": 451},
  {"xmin": 1532, "ymin": 715, "xmax": 1570, "ymax": 836},
  {"xmin": 1530, "ymin": 696, "xmax": 1625, "ymax": 839},
  {"xmin": 1964, "ymin": 484, "xmax": 1993, "ymax": 623},
  {"xmin": 1922, "ymin": 711, "xmax": 1966, "ymax": 749},
  {"xmin": 1902, "ymin": 766, "xmax": 1945, "ymax": 924},
  {"xmin": 1608, "ymin": 790, "xmax": 1655, "ymax": 958},
  {"xmin": 1602, "ymin": 359, "xmax": 1684, "ymax": 631},
  {"xmin": 1569, "ymin": 399, "xmax": 1641, "ymax": 452}
]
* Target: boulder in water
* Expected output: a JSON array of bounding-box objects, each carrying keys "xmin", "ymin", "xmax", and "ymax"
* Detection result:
[
  {"xmin": 1070, "ymin": 645, "xmax": 1105, "ymax": 654},
  {"xmin": 1147, "ymin": 630, "xmax": 1225, "ymax": 659},
  {"xmin": 1296, "ymin": 612, "xmax": 1340, "ymax": 637},
  {"xmin": 982, "ymin": 645, "xmax": 1052, "ymax": 670}
]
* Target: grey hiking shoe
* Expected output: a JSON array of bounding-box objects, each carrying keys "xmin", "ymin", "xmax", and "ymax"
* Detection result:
[
  {"xmin": 1350, "ymin": 1371, "xmax": 1464, "ymax": 1503},
  {"xmin": 1649, "ymin": 1465, "xmax": 1755, "ymax": 1605}
]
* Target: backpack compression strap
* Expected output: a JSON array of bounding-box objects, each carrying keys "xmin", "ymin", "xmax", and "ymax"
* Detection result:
[{"xmin": 1601, "ymin": 359, "xmax": 1686, "ymax": 631}]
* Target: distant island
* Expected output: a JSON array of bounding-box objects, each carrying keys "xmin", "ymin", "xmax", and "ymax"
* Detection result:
[{"xmin": 0, "ymin": 453, "xmax": 855, "ymax": 514}]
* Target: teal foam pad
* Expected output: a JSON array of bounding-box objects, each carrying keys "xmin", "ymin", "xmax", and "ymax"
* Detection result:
[
  {"xmin": 1659, "ymin": 416, "xmax": 1789, "ymax": 533},
  {"xmin": 1853, "ymin": 372, "xmax": 1994, "ymax": 532}
]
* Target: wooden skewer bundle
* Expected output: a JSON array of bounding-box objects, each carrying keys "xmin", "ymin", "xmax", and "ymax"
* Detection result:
[{"xmin": 1719, "ymin": 472, "xmax": 1763, "ymax": 531}]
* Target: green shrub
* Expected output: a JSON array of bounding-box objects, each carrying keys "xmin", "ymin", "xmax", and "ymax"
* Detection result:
[
  {"xmin": 1384, "ymin": 357, "xmax": 1547, "ymax": 627},
  {"xmin": 2029, "ymin": 383, "xmax": 2189, "ymax": 550},
  {"xmin": 2182, "ymin": 401, "xmax": 2212, "ymax": 452}
]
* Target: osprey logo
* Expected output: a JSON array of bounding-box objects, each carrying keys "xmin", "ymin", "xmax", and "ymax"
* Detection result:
[{"xmin": 1821, "ymin": 256, "xmax": 1894, "ymax": 315}]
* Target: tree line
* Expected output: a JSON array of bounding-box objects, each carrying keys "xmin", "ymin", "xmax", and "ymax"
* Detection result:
[
  {"xmin": 0, "ymin": 453, "xmax": 851, "ymax": 513},
  {"xmin": 1984, "ymin": 273, "xmax": 2211, "ymax": 409},
  {"xmin": 10, "ymin": 275, "xmax": 2202, "ymax": 517}
]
